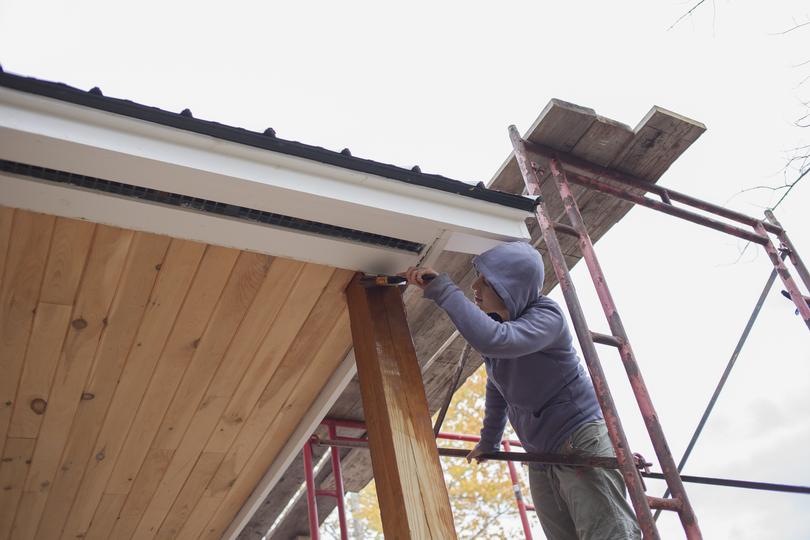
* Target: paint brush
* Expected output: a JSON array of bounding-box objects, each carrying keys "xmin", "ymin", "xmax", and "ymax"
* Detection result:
[{"xmin": 359, "ymin": 274, "xmax": 436, "ymax": 287}]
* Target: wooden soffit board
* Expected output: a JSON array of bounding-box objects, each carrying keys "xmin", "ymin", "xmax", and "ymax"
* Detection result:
[
  {"xmin": 0, "ymin": 206, "xmax": 354, "ymax": 540},
  {"xmin": 251, "ymin": 100, "xmax": 706, "ymax": 538}
]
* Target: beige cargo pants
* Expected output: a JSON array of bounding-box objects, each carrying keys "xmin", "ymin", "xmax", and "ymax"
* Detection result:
[{"xmin": 527, "ymin": 421, "xmax": 641, "ymax": 540}]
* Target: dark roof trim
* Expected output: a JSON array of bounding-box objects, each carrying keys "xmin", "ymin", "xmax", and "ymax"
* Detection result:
[{"xmin": 0, "ymin": 71, "xmax": 535, "ymax": 213}]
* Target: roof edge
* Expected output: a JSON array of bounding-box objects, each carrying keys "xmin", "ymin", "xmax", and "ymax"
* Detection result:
[{"xmin": 0, "ymin": 70, "xmax": 535, "ymax": 213}]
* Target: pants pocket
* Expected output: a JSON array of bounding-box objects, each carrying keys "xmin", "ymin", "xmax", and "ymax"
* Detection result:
[{"xmin": 567, "ymin": 421, "xmax": 613, "ymax": 457}]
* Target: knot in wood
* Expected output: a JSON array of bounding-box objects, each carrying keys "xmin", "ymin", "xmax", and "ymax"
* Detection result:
[
  {"xmin": 71, "ymin": 318, "xmax": 88, "ymax": 330},
  {"xmin": 81, "ymin": 392, "xmax": 95, "ymax": 401},
  {"xmin": 30, "ymin": 398, "xmax": 47, "ymax": 415}
]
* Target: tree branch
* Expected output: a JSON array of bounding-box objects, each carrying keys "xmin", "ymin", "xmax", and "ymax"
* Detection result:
[
  {"xmin": 772, "ymin": 167, "xmax": 809, "ymax": 210},
  {"xmin": 668, "ymin": 0, "xmax": 708, "ymax": 31},
  {"xmin": 468, "ymin": 507, "xmax": 513, "ymax": 539},
  {"xmin": 770, "ymin": 19, "xmax": 810, "ymax": 35}
]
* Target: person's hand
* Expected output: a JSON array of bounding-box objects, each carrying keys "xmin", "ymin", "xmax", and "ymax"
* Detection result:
[
  {"xmin": 466, "ymin": 445, "xmax": 489, "ymax": 464},
  {"xmin": 398, "ymin": 266, "xmax": 438, "ymax": 290}
]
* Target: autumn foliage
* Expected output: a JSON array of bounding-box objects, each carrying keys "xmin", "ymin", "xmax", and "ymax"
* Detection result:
[{"xmin": 328, "ymin": 365, "xmax": 537, "ymax": 539}]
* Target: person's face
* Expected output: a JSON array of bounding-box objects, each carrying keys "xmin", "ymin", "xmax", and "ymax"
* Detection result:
[{"xmin": 472, "ymin": 271, "xmax": 507, "ymax": 315}]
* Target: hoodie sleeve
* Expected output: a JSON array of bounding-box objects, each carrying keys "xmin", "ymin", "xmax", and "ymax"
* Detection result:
[
  {"xmin": 423, "ymin": 274, "xmax": 564, "ymax": 358},
  {"xmin": 479, "ymin": 377, "xmax": 508, "ymax": 452}
]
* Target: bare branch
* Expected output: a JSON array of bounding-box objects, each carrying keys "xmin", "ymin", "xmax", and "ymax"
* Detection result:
[
  {"xmin": 796, "ymin": 73, "xmax": 810, "ymax": 89},
  {"xmin": 737, "ymin": 184, "xmax": 792, "ymax": 195},
  {"xmin": 468, "ymin": 508, "xmax": 512, "ymax": 539},
  {"xmin": 668, "ymin": 0, "xmax": 708, "ymax": 31},
  {"xmin": 792, "ymin": 59, "xmax": 810, "ymax": 68},
  {"xmin": 772, "ymin": 167, "xmax": 809, "ymax": 210},
  {"xmin": 770, "ymin": 19, "xmax": 810, "ymax": 35}
]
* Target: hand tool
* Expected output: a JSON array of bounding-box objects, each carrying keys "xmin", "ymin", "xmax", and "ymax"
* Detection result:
[{"xmin": 358, "ymin": 273, "xmax": 436, "ymax": 287}]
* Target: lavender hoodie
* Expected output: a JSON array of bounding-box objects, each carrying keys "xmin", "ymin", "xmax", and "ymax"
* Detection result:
[{"xmin": 423, "ymin": 241, "xmax": 602, "ymax": 454}]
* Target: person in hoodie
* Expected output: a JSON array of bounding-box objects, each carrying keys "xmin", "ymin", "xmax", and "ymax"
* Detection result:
[{"xmin": 402, "ymin": 241, "xmax": 640, "ymax": 540}]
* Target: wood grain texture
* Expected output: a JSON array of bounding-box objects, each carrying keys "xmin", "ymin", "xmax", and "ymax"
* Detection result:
[
  {"xmin": 39, "ymin": 217, "xmax": 96, "ymax": 305},
  {"xmin": 128, "ymin": 252, "xmax": 272, "ymax": 539},
  {"xmin": 19, "ymin": 225, "xmax": 133, "ymax": 540},
  {"xmin": 152, "ymin": 252, "xmax": 273, "ymax": 451},
  {"xmin": 154, "ymin": 452, "xmax": 224, "ymax": 540},
  {"xmin": 40, "ymin": 232, "xmax": 171, "ymax": 540},
  {"xmin": 194, "ymin": 302, "xmax": 354, "ymax": 540},
  {"xmin": 176, "ymin": 495, "xmax": 224, "ymax": 540},
  {"xmin": 118, "ymin": 257, "xmax": 305, "ymax": 540},
  {"xmin": 7, "ymin": 303, "xmax": 73, "ymax": 439},
  {"xmin": 0, "ymin": 438, "xmax": 35, "ymax": 539},
  {"xmin": 204, "ymin": 263, "xmax": 336, "ymax": 455},
  {"xmin": 108, "ymin": 448, "xmax": 173, "ymax": 539},
  {"xmin": 7, "ymin": 218, "xmax": 95, "ymax": 444},
  {"xmin": 106, "ymin": 245, "xmax": 239, "ymax": 497},
  {"xmin": 84, "ymin": 493, "xmax": 127, "ymax": 540},
  {"xmin": 0, "ymin": 211, "xmax": 55, "ymax": 456},
  {"xmin": 0, "ymin": 207, "xmax": 14, "ymax": 293},
  {"xmin": 345, "ymin": 278, "xmax": 456, "ymax": 539},
  {"xmin": 61, "ymin": 239, "xmax": 206, "ymax": 539}
]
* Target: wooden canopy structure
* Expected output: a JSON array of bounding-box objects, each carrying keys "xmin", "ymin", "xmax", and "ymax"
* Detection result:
[{"xmin": 0, "ymin": 72, "xmax": 531, "ymax": 540}]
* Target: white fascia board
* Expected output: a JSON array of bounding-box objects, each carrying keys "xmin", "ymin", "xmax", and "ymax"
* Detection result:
[
  {"xmin": 0, "ymin": 172, "xmax": 418, "ymax": 274},
  {"xmin": 0, "ymin": 87, "xmax": 531, "ymax": 249}
]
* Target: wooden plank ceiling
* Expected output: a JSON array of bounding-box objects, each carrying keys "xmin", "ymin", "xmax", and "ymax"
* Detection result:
[
  {"xmin": 0, "ymin": 206, "xmax": 354, "ymax": 540},
  {"xmin": 252, "ymin": 100, "xmax": 705, "ymax": 539}
]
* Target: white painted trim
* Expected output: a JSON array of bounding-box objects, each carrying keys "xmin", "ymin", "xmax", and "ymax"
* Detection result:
[
  {"xmin": 0, "ymin": 173, "xmax": 418, "ymax": 274},
  {"xmin": 0, "ymin": 87, "xmax": 531, "ymax": 250},
  {"xmin": 222, "ymin": 351, "xmax": 358, "ymax": 540}
]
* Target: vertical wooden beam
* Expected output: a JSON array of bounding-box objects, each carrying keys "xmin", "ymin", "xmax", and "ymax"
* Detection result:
[{"xmin": 345, "ymin": 276, "xmax": 456, "ymax": 539}]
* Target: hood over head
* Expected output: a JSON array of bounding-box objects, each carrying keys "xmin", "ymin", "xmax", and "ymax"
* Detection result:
[{"xmin": 473, "ymin": 241, "xmax": 544, "ymax": 320}]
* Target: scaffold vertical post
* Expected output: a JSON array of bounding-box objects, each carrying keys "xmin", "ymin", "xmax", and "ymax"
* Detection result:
[
  {"xmin": 303, "ymin": 439, "xmax": 320, "ymax": 540},
  {"xmin": 503, "ymin": 440, "xmax": 533, "ymax": 540},
  {"xmin": 327, "ymin": 422, "xmax": 349, "ymax": 540},
  {"xmin": 765, "ymin": 210, "xmax": 810, "ymax": 293},
  {"xmin": 754, "ymin": 222, "xmax": 810, "ymax": 328}
]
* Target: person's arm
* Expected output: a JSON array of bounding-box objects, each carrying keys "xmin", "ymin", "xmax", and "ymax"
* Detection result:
[
  {"xmin": 479, "ymin": 377, "xmax": 508, "ymax": 451},
  {"xmin": 423, "ymin": 274, "xmax": 563, "ymax": 357}
]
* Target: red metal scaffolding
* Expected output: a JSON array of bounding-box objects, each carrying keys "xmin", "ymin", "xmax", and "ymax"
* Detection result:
[
  {"xmin": 508, "ymin": 125, "xmax": 810, "ymax": 540},
  {"xmin": 303, "ymin": 419, "xmax": 539, "ymax": 540}
]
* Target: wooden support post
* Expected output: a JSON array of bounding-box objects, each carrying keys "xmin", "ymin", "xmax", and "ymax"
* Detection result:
[{"xmin": 345, "ymin": 276, "xmax": 457, "ymax": 539}]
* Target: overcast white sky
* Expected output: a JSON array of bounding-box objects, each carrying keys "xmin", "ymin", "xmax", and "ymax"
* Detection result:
[{"xmin": 1, "ymin": 1, "xmax": 808, "ymax": 538}]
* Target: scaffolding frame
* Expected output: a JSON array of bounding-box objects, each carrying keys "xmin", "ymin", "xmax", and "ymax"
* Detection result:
[
  {"xmin": 304, "ymin": 419, "xmax": 539, "ymax": 540},
  {"xmin": 508, "ymin": 125, "xmax": 810, "ymax": 540}
]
